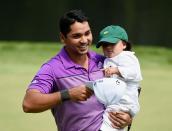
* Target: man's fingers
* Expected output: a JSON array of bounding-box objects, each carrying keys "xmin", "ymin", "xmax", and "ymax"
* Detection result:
[
  {"xmin": 100, "ymin": 68, "xmax": 105, "ymax": 71},
  {"xmin": 108, "ymin": 113, "xmax": 121, "ymax": 129},
  {"xmin": 85, "ymin": 87, "xmax": 93, "ymax": 96},
  {"xmin": 109, "ymin": 112, "xmax": 123, "ymax": 124},
  {"xmin": 81, "ymin": 87, "xmax": 93, "ymax": 99},
  {"xmin": 115, "ymin": 111, "xmax": 132, "ymax": 124},
  {"xmin": 108, "ymin": 112, "xmax": 128, "ymax": 129}
]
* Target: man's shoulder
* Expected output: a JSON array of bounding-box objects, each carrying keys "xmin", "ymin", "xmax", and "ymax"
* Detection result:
[
  {"xmin": 88, "ymin": 50, "xmax": 105, "ymax": 61},
  {"xmin": 46, "ymin": 47, "xmax": 65, "ymax": 66},
  {"xmin": 46, "ymin": 55, "xmax": 61, "ymax": 66}
]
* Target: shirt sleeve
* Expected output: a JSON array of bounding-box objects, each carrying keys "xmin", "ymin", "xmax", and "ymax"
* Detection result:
[
  {"xmin": 28, "ymin": 64, "xmax": 55, "ymax": 94},
  {"xmin": 117, "ymin": 53, "xmax": 139, "ymax": 81}
]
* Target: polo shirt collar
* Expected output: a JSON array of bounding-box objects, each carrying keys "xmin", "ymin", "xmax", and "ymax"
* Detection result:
[{"xmin": 59, "ymin": 47, "xmax": 95, "ymax": 69}]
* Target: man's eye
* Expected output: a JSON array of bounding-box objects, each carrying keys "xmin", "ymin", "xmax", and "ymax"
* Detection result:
[
  {"xmin": 72, "ymin": 34, "xmax": 81, "ymax": 39},
  {"xmin": 85, "ymin": 31, "xmax": 90, "ymax": 36}
]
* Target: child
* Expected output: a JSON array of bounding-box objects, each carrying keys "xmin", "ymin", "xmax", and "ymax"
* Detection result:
[{"xmin": 86, "ymin": 25, "xmax": 142, "ymax": 131}]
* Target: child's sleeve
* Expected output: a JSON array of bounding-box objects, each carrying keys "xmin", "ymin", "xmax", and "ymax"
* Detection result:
[{"xmin": 117, "ymin": 53, "xmax": 140, "ymax": 81}]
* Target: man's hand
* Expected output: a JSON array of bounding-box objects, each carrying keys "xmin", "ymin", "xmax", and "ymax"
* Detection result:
[
  {"xmin": 108, "ymin": 111, "xmax": 132, "ymax": 129},
  {"xmin": 68, "ymin": 85, "xmax": 93, "ymax": 101}
]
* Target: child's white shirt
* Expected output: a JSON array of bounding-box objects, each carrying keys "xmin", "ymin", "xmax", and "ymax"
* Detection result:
[
  {"xmin": 103, "ymin": 51, "xmax": 142, "ymax": 82},
  {"xmin": 86, "ymin": 51, "xmax": 142, "ymax": 131},
  {"xmin": 103, "ymin": 51, "xmax": 142, "ymax": 116}
]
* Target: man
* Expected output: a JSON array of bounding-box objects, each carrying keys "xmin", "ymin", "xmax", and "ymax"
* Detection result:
[{"xmin": 22, "ymin": 9, "xmax": 131, "ymax": 131}]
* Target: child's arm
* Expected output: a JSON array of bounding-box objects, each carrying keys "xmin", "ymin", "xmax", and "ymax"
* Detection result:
[{"xmin": 104, "ymin": 67, "xmax": 122, "ymax": 77}]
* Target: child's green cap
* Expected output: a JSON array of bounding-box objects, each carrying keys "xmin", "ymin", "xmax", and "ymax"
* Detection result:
[{"xmin": 96, "ymin": 25, "xmax": 128, "ymax": 48}]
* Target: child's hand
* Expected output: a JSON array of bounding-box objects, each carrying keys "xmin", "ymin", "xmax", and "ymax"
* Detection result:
[{"xmin": 103, "ymin": 67, "xmax": 117, "ymax": 77}]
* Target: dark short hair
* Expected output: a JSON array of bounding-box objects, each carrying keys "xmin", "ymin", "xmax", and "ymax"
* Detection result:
[
  {"xmin": 123, "ymin": 40, "xmax": 132, "ymax": 51},
  {"xmin": 59, "ymin": 10, "xmax": 89, "ymax": 37}
]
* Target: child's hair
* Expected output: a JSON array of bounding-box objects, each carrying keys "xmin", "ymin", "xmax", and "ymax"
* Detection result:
[{"xmin": 123, "ymin": 40, "xmax": 132, "ymax": 51}]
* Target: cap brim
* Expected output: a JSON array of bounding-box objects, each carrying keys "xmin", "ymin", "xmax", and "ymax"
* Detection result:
[{"xmin": 96, "ymin": 37, "xmax": 120, "ymax": 48}]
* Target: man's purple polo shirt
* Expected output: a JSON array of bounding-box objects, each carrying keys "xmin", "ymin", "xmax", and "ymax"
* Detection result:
[{"xmin": 28, "ymin": 47, "xmax": 105, "ymax": 131}]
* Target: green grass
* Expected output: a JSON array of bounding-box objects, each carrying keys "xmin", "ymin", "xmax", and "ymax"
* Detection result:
[{"xmin": 0, "ymin": 41, "xmax": 172, "ymax": 131}]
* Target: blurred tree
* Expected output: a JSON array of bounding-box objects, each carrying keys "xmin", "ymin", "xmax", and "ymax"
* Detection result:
[{"xmin": 0, "ymin": 0, "xmax": 171, "ymax": 46}]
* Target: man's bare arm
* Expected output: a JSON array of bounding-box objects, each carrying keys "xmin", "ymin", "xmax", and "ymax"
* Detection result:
[
  {"xmin": 22, "ymin": 85, "xmax": 93, "ymax": 113},
  {"xmin": 22, "ymin": 89, "xmax": 61, "ymax": 113}
]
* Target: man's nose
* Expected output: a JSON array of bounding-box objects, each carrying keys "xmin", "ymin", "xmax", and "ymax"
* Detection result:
[{"xmin": 80, "ymin": 36, "xmax": 87, "ymax": 43}]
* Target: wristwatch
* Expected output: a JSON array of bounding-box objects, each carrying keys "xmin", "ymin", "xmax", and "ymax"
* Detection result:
[{"xmin": 60, "ymin": 89, "xmax": 70, "ymax": 102}]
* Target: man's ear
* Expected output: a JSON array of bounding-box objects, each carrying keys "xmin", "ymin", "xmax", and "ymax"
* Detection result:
[{"xmin": 60, "ymin": 32, "xmax": 65, "ymax": 43}]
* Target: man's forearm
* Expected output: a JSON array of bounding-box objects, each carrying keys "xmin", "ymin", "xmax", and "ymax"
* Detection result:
[{"xmin": 22, "ymin": 89, "xmax": 61, "ymax": 113}]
